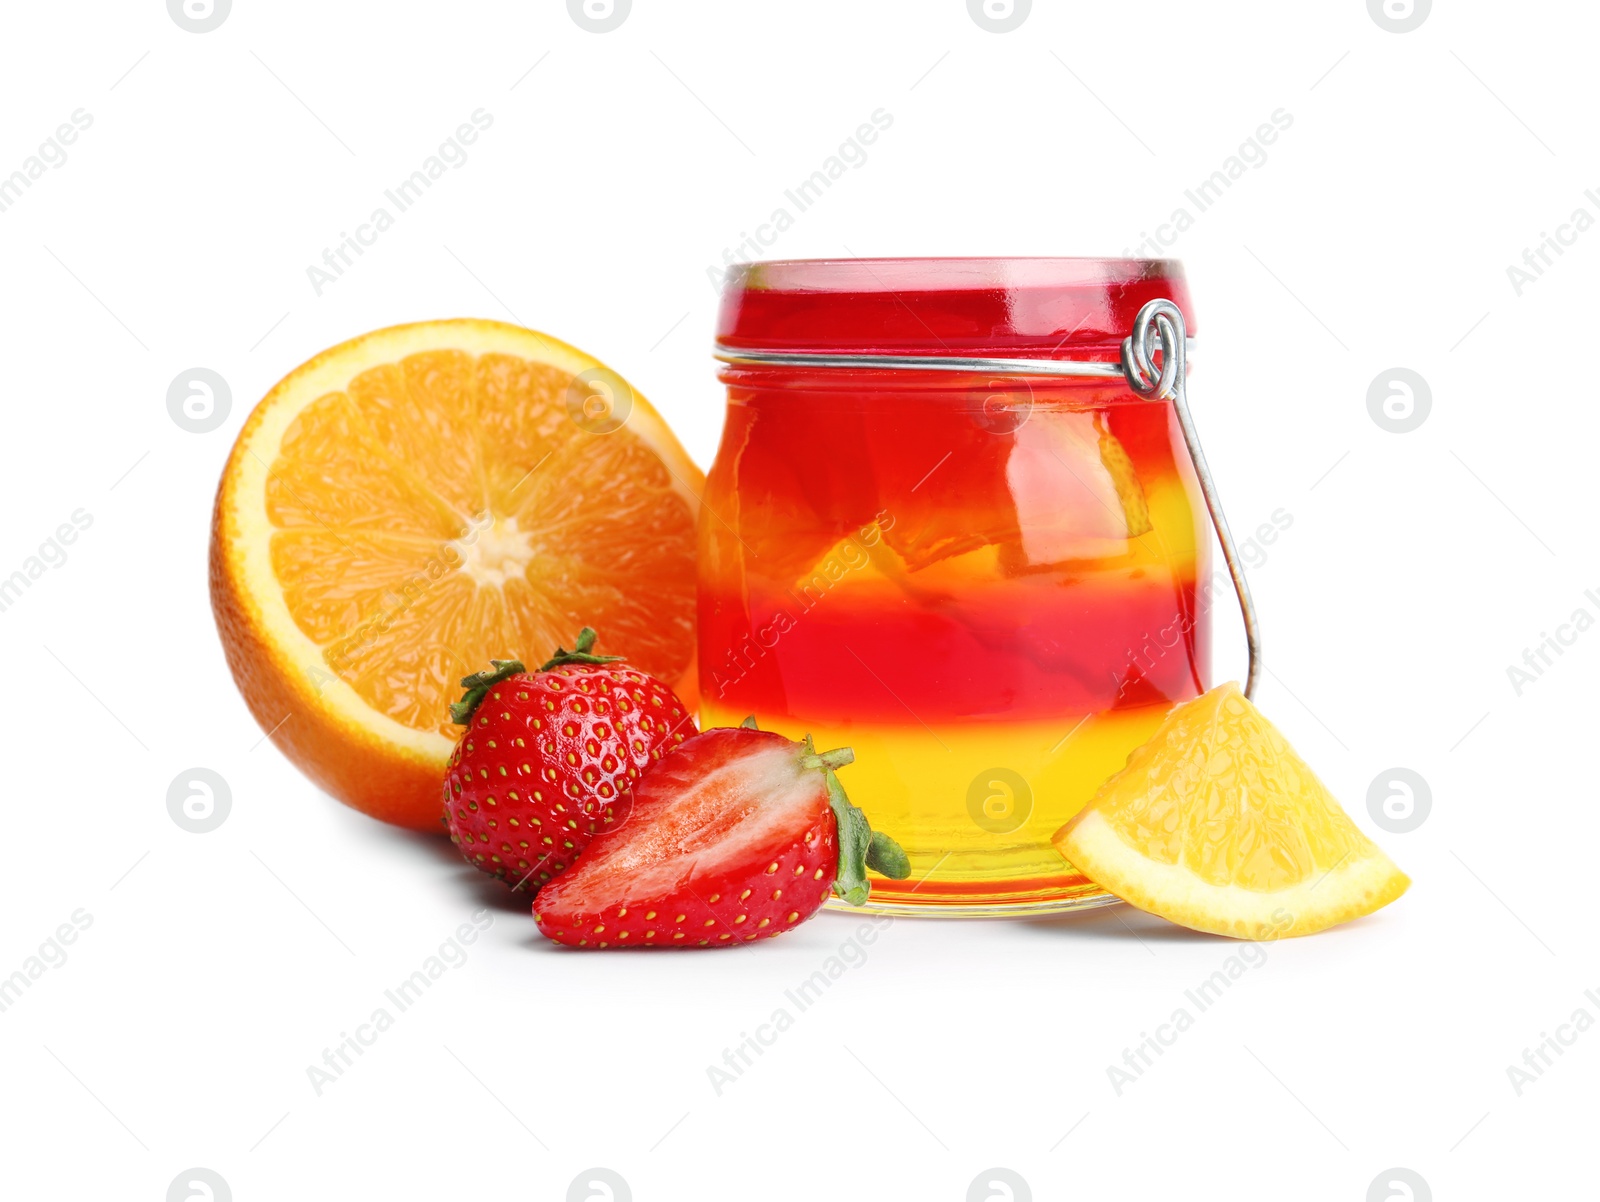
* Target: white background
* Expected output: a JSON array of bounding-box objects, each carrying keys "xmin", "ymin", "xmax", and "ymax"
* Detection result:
[{"xmin": 1, "ymin": 1, "xmax": 1595, "ymax": 1199}]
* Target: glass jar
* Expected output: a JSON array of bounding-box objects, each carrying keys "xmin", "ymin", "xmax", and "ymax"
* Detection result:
[{"xmin": 700, "ymin": 258, "xmax": 1214, "ymax": 914}]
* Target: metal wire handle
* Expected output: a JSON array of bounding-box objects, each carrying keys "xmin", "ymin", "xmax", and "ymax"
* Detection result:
[
  {"xmin": 712, "ymin": 345, "xmax": 1194, "ymax": 379},
  {"xmin": 714, "ymin": 297, "xmax": 1262, "ymax": 699},
  {"xmin": 1121, "ymin": 299, "xmax": 1260, "ymax": 699}
]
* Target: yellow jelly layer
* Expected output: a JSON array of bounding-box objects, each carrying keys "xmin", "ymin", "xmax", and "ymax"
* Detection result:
[{"xmin": 702, "ymin": 698, "xmax": 1177, "ymax": 908}]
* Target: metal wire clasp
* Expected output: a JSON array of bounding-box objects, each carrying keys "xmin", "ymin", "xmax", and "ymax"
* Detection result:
[
  {"xmin": 713, "ymin": 300, "xmax": 1262, "ymax": 699},
  {"xmin": 1121, "ymin": 300, "xmax": 1261, "ymax": 700}
]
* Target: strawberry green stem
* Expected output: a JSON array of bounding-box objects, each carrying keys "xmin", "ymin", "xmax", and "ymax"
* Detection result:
[
  {"xmin": 450, "ymin": 659, "xmax": 526, "ymax": 725},
  {"xmin": 799, "ymin": 747, "xmax": 855, "ymax": 772},
  {"xmin": 450, "ymin": 629, "xmax": 624, "ymax": 725},
  {"xmin": 823, "ymin": 764, "xmax": 911, "ymax": 906},
  {"xmin": 538, "ymin": 626, "xmax": 625, "ymax": 672}
]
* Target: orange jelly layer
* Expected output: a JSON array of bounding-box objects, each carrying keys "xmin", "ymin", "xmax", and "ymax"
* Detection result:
[{"xmin": 698, "ymin": 381, "xmax": 1211, "ymax": 906}]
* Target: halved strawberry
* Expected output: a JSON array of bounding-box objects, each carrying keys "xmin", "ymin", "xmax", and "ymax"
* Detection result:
[
  {"xmin": 534, "ymin": 721, "xmax": 910, "ymax": 948},
  {"xmin": 443, "ymin": 628, "xmax": 696, "ymax": 890}
]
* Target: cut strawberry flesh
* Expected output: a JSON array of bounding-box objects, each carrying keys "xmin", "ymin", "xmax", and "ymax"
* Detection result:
[{"xmin": 541, "ymin": 729, "xmax": 830, "ymax": 913}]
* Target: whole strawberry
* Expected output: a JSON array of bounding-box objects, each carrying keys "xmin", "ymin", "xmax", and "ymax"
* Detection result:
[
  {"xmin": 534, "ymin": 721, "xmax": 910, "ymax": 948},
  {"xmin": 444, "ymin": 628, "xmax": 696, "ymax": 890}
]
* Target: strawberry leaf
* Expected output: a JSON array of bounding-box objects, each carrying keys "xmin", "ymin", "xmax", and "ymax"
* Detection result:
[
  {"xmin": 866, "ymin": 831, "xmax": 911, "ymax": 880},
  {"xmin": 538, "ymin": 626, "xmax": 625, "ymax": 672},
  {"xmin": 825, "ymin": 770, "xmax": 873, "ymax": 905},
  {"xmin": 450, "ymin": 659, "xmax": 526, "ymax": 725}
]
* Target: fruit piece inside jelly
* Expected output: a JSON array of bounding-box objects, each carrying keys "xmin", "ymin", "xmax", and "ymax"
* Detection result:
[{"xmin": 875, "ymin": 409, "xmax": 1155, "ymax": 577}]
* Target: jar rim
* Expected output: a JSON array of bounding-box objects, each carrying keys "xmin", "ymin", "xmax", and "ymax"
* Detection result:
[{"xmin": 715, "ymin": 257, "xmax": 1196, "ymax": 360}]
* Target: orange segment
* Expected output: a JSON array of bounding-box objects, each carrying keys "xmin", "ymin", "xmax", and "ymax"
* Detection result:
[
  {"xmin": 267, "ymin": 392, "xmax": 462, "ymax": 537},
  {"xmin": 474, "ymin": 352, "xmax": 586, "ymax": 507},
  {"xmin": 211, "ymin": 319, "xmax": 702, "ymax": 829},
  {"xmin": 1054, "ymin": 683, "xmax": 1409, "ymax": 938}
]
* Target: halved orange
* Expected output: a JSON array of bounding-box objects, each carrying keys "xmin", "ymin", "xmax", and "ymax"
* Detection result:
[{"xmin": 210, "ymin": 319, "xmax": 702, "ymax": 829}]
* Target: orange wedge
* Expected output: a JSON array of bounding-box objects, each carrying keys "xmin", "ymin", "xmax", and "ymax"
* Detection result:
[
  {"xmin": 210, "ymin": 319, "xmax": 702, "ymax": 829},
  {"xmin": 1054, "ymin": 683, "xmax": 1409, "ymax": 938}
]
